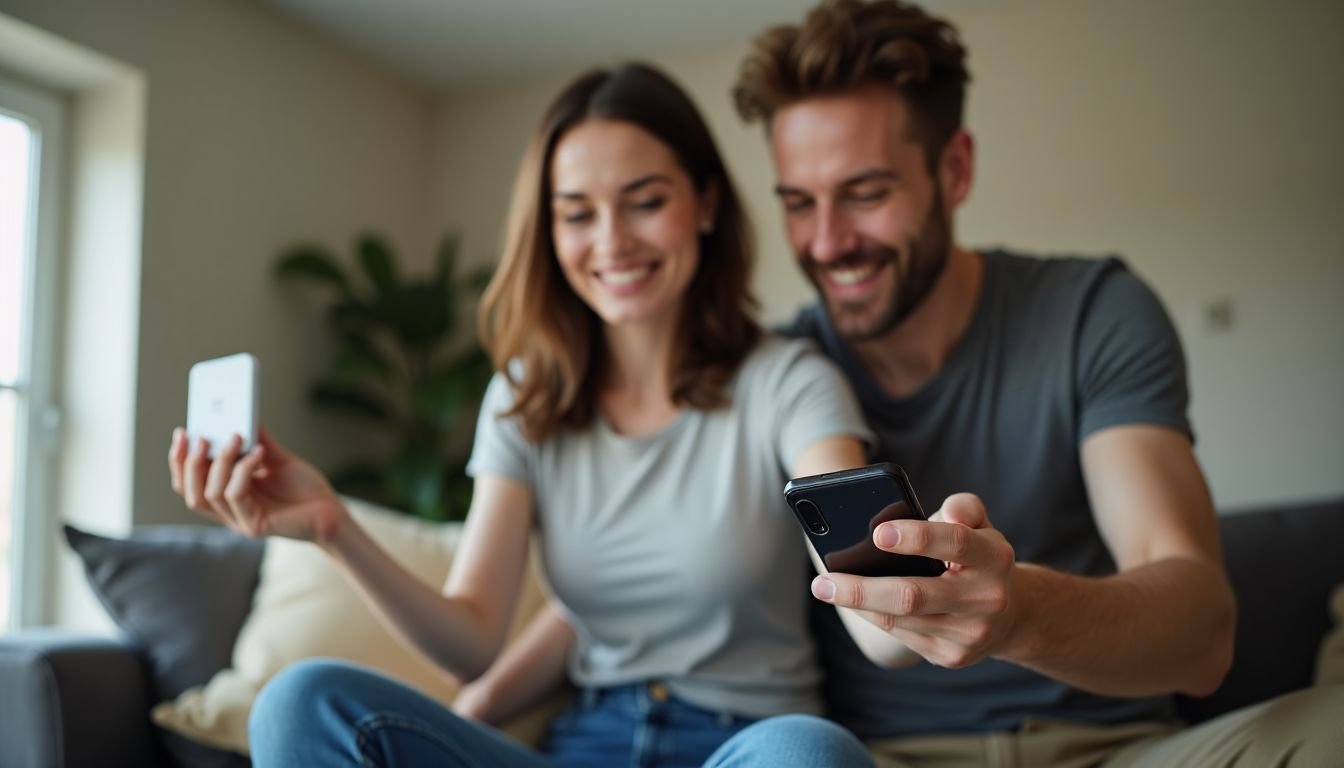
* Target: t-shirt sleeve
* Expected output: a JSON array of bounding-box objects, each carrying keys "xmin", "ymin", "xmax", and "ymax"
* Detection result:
[
  {"xmin": 1075, "ymin": 262, "xmax": 1193, "ymax": 443},
  {"xmin": 465, "ymin": 372, "xmax": 533, "ymax": 486},
  {"xmin": 768, "ymin": 340, "xmax": 876, "ymax": 471}
]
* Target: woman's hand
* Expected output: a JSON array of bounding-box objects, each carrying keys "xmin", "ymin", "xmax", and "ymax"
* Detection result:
[{"xmin": 168, "ymin": 427, "xmax": 347, "ymax": 542}]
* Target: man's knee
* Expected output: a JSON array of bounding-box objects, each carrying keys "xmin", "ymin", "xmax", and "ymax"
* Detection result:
[
  {"xmin": 1243, "ymin": 684, "xmax": 1344, "ymax": 763},
  {"xmin": 707, "ymin": 714, "xmax": 875, "ymax": 768}
]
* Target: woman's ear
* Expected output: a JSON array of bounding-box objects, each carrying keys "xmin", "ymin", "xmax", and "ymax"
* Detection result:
[{"xmin": 697, "ymin": 179, "xmax": 721, "ymax": 235}]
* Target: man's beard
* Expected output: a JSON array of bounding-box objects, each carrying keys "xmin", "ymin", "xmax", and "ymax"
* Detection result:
[{"xmin": 802, "ymin": 195, "xmax": 951, "ymax": 341}]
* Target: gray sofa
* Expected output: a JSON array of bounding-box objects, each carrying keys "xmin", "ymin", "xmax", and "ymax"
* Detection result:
[{"xmin": 2, "ymin": 500, "xmax": 1341, "ymax": 768}]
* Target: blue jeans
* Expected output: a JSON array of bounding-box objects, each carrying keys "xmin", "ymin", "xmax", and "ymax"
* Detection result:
[{"xmin": 249, "ymin": 659, "xmax": 873, "ymax": 768}]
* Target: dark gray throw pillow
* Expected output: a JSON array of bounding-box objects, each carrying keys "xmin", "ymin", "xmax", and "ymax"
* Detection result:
[{"xmin": 63, "ymin": 523, "xmax": 265, "ymax": 768}]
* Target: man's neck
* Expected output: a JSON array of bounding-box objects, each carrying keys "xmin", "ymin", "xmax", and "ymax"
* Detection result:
[{"xmin": 851, "ymin": 246, "xmax": 983, "ymax": 399}]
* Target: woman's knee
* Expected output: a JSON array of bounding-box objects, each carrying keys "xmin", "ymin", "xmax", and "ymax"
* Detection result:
[
  {"xmin": 249, "ymin": 658, "xmax": 382, "ymax": 750},
  {"xmin": 708, "ymin": 714, "xmax": 874, "ymax": 768}
]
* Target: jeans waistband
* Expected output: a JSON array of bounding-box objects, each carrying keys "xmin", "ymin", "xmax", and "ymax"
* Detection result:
[{"xmin": 577, "ymin": 681, "xmax": 742, "ymax": 727}]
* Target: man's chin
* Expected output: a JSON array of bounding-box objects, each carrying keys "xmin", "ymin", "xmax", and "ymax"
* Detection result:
[{"xmin": 820, "ymin": 293, "xmax": 904, "ymax": 340}]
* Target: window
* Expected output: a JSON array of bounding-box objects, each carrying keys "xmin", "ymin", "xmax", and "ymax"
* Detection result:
[{"xmin": 1, "ymin": 74, "xmax": 64, "ymax": 632}]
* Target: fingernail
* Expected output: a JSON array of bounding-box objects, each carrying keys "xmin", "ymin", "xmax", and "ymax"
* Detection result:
[
  {"xmin": 813, "ymin": 577, "xmax": 836, "ymax": 601},
  {"xmin": 875, "ymin": 524, "xmax": 900, "ymax": 549}
]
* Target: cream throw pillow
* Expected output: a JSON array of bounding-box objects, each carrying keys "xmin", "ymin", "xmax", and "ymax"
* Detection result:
[{"xmin": 152, "ymin": 498, "xmax": 550, "ymax": 755}]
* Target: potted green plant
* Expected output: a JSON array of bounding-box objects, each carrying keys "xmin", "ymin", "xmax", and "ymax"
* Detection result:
[{"xmin": 274, "ymin": 233, "xmax": 493, "ymax": 521}]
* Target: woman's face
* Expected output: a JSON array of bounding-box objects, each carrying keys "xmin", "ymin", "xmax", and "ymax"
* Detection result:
[{"xmin": 549, "ymin": 119, "xmax": 714, "ymax": 330}]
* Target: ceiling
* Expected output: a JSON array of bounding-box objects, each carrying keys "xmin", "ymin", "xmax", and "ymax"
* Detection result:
[{"xmin": 261, "ymin": 0, "xmax": 973, "ymax": 93}]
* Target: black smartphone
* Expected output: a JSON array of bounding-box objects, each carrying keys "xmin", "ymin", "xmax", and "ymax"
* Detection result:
[{"xmin": 784, "ymin": 462, "xmax": 946, "ymax": 578}]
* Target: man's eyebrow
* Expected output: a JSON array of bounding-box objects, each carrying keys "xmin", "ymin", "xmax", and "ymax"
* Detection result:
[
  {"xmin": 840, "ymin": 168, "xmax": 900, "ymax": 187},
  {"xmin": 774, "ymin": 169, "xmax": 900, "ymax": 198},
  {"xmin": 553, "ymin": 173, "xmax": 672, "ymax": 201}
]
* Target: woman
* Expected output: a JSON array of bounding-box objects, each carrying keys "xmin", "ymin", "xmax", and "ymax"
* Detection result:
[{"xmin": 169, "ymin": 63, "xmax": 885, "ymax": 768}]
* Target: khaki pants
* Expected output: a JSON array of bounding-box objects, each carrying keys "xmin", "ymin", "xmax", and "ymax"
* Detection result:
[{"xmin": 867, "ymin": 685, "xmax": 1344, "ymax": 768}]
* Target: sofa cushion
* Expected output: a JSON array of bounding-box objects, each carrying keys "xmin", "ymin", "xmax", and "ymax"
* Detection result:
[
  {"xmin": 149, "ymin": 500, "xmax": 465, "ymax": 754},
  {"xmin": 1174, "ymin": 500, "xmax": 1344, "ymax": 723},
  {"xmin": 64, "ymin": 522, "xmax": 263, "ymax": 768}
]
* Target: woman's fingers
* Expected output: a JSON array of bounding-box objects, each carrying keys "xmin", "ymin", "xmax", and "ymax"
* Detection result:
[
  {"xmin": 168, "ymin": 428, "xmax": 188, "ymax": 494},
  {"xmin": 203, "ymin": 434, "xmax": 244, "ymax": 524},
  {"xmin": 225, "ymin": 444, "xmax": 267, "ymax": 536},
  {"xmin": 181, "ymin": 436, "xmax": 212, "ymax": 512}
]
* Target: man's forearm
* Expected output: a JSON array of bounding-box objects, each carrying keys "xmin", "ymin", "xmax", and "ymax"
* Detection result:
[{"xmin": 1000, "ymin": 557, "xmax": 1235, "ymax": 697}]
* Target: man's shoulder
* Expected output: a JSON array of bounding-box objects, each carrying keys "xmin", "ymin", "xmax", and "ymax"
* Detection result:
[
  {"xmin": 773, "ymin": 303, "xmax": 829, "ymax": 345},
  {"xmin": 986, "ymin": 248, "xmax": 1127, "ymax": 294}
]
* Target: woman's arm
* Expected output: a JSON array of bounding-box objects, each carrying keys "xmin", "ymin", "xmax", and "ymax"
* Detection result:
[
  {"xmin": 454, "ymin": 601, "xmax": 576, "ymax": 724},
  {"xmin": 323, "ymin": 473, "xmax": 538, "ymax": 681},
  {"xmin": 791, "ymin": 436, "xmax": 921, "ymax": 668},
  {"xmin": 170, "ymin": 427, "xmax": 536, "ymax": 681}
]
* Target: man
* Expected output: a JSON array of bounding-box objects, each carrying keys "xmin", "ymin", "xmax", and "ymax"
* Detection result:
[{"xmin": 722, "ymin": 0, "xmax": 1342, "ymax": 765}]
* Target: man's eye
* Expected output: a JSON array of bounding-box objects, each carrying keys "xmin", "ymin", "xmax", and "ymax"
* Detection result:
[
  {"xmin": 783, "ymin": 197, "xmax": 814, "ymax": 214},
  {"xmin": 847, "ymin": 186, "xmax": 888, "ymax": 204}
]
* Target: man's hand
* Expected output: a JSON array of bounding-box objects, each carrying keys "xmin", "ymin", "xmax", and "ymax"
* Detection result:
[{"xmin": 810, "ymin": 493, "xmax": 1020, "ymax": 668}]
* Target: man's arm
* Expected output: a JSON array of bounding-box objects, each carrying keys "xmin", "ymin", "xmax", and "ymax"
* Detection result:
[{"xmin": 812, "ymin": 424, "xmax": 1236, "ymax": 697}]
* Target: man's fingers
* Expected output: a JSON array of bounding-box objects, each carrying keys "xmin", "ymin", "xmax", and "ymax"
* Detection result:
[
  {"xmin": 873, "ymin": 519, "xmax": 1002, "ymax": 567},
  {"xmin": 813, "ymin": 572, "xmax": 955, "ymax": 616},
  {"xmin": 930, "ymin": 493, "xmax": 988, "ymax": 528}
]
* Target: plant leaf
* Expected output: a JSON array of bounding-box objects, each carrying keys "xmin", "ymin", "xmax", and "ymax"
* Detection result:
[
  {"xmin": 385, "ymin": 452, "xmax": 446, "ymax": 521},
  {"xmin": 328, "ymin": 332, "xmax": 395, "ymax": 384},
  {"xmin": 357, "ymin": 234, "xmax": 398, "ymax": 301},
  {"xmin": 435, "ymin": 234, "xmax": 460, "ymax": 296},
  {"xmin": 330, "ymin": 462, "xmax": 390, "ymax": 504},
  {"xmin": 275, "ymin": 246, "xmax": 352, "ymax": 297},
  {"xmin": 414, "ymin": 346, "xmax": 492, "ymax": 428},
  {"xmin": 463, "ymin": 265, "xmax": 494, "ymax": 295},
  {"xmin": 309, "ymin": 382, "xmax": 394, "ymax": 422}
]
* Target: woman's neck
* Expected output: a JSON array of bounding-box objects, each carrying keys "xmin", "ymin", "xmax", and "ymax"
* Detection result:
[{"xmin": 599, "ymin": 313, "xmax": 682, "ymax": 436}]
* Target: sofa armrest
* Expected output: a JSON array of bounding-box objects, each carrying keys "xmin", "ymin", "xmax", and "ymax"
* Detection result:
[{"xmin": 0, "ymin": 629, "xmax": 160, "ymax": 768}]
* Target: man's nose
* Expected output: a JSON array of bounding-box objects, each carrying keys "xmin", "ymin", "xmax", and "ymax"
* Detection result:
[{"xmin": 809, "ymin": 206, "xmax": 855, "ymax": 264}]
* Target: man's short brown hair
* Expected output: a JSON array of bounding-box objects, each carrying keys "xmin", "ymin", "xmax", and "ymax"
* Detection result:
[{"xmin": 734, "ymin": 0, "xmax": 970, "ymax": 169}]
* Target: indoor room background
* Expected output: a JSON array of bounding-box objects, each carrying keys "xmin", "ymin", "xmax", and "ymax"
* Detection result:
[{"xmin": 0, "ymin": 0, "xmax": 1340, "ymax": 631}]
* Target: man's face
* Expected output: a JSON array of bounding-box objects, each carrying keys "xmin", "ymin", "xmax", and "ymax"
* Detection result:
[{"xmin": 770, "ymin": 86, "xmax": 951, "ymax": 340}]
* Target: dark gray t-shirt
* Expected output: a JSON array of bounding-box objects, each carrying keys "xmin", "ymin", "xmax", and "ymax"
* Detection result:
[{"xmin": 782, "ymin": 250, "xmax": 1191, "ymax": 738}]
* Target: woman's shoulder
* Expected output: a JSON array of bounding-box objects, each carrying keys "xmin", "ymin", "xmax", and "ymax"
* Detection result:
[{"xmin": 733, "ymin": 333, "xmax": 840, "ymax": 395}]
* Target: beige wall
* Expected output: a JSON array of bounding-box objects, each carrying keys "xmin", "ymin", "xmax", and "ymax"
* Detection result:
[
  {"xmin": 430, "ymin": 0, "xmax": 1344, "ymax": 510},
  {"xmin": 0, "ymin": 0, "xmax": 437, "ymax": 534}
]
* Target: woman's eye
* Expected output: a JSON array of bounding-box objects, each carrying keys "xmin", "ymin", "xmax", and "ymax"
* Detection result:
[
  {"xmin": 559, "ymin": 210, "xmax": 593, "ymax": 224},
  {"xmin": 633, "ymin": 197, "xmax": 666, "ymax": 213}
]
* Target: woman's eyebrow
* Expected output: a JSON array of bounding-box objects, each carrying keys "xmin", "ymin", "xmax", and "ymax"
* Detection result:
[{"xmin": 553, "ymin": 173, "xmax": 673, "ymax": 201}]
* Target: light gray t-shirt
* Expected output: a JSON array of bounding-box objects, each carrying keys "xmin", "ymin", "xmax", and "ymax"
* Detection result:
[{"xmin": 466, "ymin": 335, "xmax": 872, "ymax": 717}]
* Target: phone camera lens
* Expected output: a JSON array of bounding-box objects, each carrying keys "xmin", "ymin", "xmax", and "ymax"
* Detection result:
[{"xmin": 796, "ymin": 499, "xmax": 830, "ymax": 536}]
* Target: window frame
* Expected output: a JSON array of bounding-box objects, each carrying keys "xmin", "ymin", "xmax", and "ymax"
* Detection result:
[{"xmin": 0, "ymin": 72, "xmax": 66, "ymax": 631}]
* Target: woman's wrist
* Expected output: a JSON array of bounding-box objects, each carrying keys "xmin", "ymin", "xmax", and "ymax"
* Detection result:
[{"xmin": 314, "ymin": 496, "xmax": 357, "ymax": 553}]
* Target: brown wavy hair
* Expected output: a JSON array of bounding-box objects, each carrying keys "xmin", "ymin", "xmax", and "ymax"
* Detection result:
[
  {"xmin": 733, "ymin": 0, "xmax": 970, "ymax": 170},
  {"xmin": 478, "ymin": 63, "xmax": 761, "ymax": 443}
]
